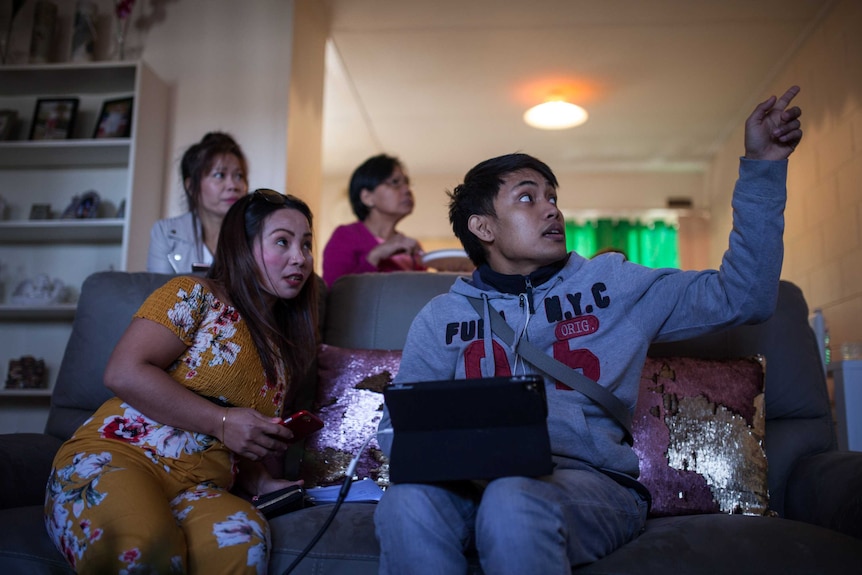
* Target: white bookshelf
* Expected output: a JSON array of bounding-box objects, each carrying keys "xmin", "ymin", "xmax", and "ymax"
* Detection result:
[{"xmin": 0, "ymin": 61, "xmax": 168, "ymax": 431}]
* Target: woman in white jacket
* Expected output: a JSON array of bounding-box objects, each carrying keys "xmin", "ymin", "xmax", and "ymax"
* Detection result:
[{"xmin": 147, "ymin": 132, "xmax": 249, "ymax": 273}]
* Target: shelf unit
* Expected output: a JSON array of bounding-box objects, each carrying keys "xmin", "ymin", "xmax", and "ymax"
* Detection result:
[
  {"xmin": 0, "ymin": 219, "xmax": 125, "ymax": 242},
  {"xmin": 0, "ymin": 303, "xmax": 77, "ymax": 320},
  {"xmin": 0, "ymin": 61, "xmax": 168, "ymax": 432}
]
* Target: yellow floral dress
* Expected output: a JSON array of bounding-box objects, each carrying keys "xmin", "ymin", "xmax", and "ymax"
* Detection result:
[{"xmin": 44, "ymin": 276, "xmax": 288, "ymax": 575}]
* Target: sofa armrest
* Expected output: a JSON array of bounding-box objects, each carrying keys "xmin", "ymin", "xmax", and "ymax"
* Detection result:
[
  {"xmin": 0, "ymin": 433, "xmax": 64, "ymax": 509},
  {"xmin": 784, "ymin": 450, "xmax": 862, "ymax": 539}
]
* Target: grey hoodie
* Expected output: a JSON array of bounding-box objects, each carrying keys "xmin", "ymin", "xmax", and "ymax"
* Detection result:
[{"xmin": 378, "ymin": 158, "xmax": 786, "ymax": 479}]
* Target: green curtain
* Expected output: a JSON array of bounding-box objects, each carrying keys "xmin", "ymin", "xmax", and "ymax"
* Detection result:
[{"xmin": 564, "ymin": 218, "xmax": 679, "ymax": 268}]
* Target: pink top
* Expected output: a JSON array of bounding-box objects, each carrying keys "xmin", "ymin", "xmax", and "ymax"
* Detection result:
[{"xmin": 322, "ymin": 221, "xmax": 425, "ymax": 287}]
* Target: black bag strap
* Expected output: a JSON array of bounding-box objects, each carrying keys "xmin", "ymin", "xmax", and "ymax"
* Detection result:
[{"xmin": 467, "ymin": 296, "xmax": 633, "ymax": 445}]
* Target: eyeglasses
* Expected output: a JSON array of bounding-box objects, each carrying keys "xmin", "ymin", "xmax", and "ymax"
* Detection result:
[
  {"xmin": 253, "ymin": 188, "xmax": 288, "ymax": 204},
  {"xmin": 382, "ymin": 175, "xmax": 410, "ymax": 189},
  {"xmin": 250, "ymin": 189, "xmax": 312, "ymax": 223}
]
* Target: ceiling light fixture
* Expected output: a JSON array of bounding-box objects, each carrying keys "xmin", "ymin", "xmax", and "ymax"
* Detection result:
[{"xmin": 523, "ymin": 100, "xmax": 588, "ymax": 130}]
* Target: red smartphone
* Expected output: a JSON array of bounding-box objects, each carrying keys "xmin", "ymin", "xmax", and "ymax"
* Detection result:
[{"xmin": 281, "ymin": 409, "xmax": 324, "ymax": 442}]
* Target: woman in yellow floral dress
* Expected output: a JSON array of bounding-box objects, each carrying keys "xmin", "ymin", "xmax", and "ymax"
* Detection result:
[{"xmin": 44, "ymin": 190, "xmax": 319, "ymax": 574}]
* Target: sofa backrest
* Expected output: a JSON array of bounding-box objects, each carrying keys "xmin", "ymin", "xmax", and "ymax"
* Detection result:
[
  {"xmin": 323, "ymin": 271, "xmax": 466, "ymax": 349},
  {"xmin": 47, "ymin": 271, "xmax": 833, "ymax": 517}
]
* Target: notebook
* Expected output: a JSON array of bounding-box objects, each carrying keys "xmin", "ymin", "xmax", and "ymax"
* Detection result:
[{"xmin": 383, "ymin": 374, "xmax": 554, "ymax": 483}]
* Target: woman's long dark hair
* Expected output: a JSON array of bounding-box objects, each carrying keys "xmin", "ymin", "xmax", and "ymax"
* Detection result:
[{"xmin": 207, "ymin": 190, "xmax": 319, "ymax": 389}]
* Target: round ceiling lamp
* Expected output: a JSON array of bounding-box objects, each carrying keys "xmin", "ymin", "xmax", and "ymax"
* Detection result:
[{"xmin": 523, "ymin": 100, "xmax": 588, "ymax": 130}]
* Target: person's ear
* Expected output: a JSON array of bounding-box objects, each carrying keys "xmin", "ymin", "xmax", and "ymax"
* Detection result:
[
  {"xmin": 360, "ymin": 188, "xmax": 375, "ymax": 208},
  {"xmin": 184, "ymin": 177, "xmax": 191, "ymax": 192},
  {"xmin": 468, "ymin": 214, "xmax": 495, "ymax": 242}
]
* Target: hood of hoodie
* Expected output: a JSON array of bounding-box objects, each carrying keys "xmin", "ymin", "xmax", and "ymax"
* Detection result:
[{"xmin": 449, "ymin": 254, "xmax": 584, "ymax": 378}]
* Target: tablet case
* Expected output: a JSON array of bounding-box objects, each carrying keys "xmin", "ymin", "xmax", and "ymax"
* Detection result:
[{"xmin": 383, "ymin": 375, "xmax": 553, "ymax": 483}]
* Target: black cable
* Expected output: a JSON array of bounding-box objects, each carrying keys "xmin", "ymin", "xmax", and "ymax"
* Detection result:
[
  {"xmin": 279, "ymin": 491, "xmax": 347, "ymax": 575},
  {"xmin": 279, "ymin": 433, "xmax": 379, "ymax": 575}
]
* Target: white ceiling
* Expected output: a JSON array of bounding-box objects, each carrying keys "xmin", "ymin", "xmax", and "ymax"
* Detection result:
[{"xmin": 321, "ymin": 0, "xmax": 830, "ymax": 182}]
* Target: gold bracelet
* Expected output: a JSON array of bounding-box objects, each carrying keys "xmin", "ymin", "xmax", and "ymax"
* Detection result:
[{"xmin": 221, "ymin": 407, "xmax": 228, "ymax": 443}]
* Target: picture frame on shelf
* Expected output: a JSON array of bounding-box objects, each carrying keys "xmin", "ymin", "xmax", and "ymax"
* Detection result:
[
  {"xmin": 29, "ymin": 98, "xmax": 79, "ymax": 140},
  {"xmin": 5, "ymin": 356, "xmax": 48, "ymax": 390},
  {"xmin": 0, "ymin": 110, "xmax": 18, "ymax": 140},
  {"xmin": 93, "ymin": 96, "xmax": 134, "ymax": 139},
  {"xmin": 29, "ymin": 203, "xmax": 52, "ymax": 220}
]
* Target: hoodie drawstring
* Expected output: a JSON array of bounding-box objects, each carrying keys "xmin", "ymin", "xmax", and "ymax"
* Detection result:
[{"xmin": 480, "ymin": 293, "xmax": 496, "ymax": 378}]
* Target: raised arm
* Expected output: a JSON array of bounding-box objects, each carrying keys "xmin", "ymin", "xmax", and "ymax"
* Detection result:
[{"xmin": 744, "ymin": 85, "xmax": 803, "ymax": 161}]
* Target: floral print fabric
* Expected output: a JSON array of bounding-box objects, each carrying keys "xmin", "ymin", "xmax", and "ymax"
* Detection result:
[
  {"xmin": 96, "ymin": 400, "xmax": 215, "ymax": 470},
  {"xmin": 44, "ymin": 277, "xmax": 282, "ymax": 573},
  {"xmin": 134, "ymin": 276, "xmax": 287, "ymax": 416},
  {"xmin": 45, "ymin": 444, "xmax": 269, "ymax": 573}
]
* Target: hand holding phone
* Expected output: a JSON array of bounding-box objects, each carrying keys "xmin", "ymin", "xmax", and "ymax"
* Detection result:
[{"xmin": 281, "ymin": 409, "xmax": 323, "ymax": 442}]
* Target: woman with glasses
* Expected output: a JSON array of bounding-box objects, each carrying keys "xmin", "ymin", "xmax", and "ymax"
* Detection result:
[
  {"xmin": 322, "ymin": 153, "xmax": 426, "ymax": 287},
  {"xmin": 147, "ymin": 132, "xmax": 249, "ymax": 274},
  {"xmin": 45, "ymin": 190, "xmax": 318, "ymax": 574}
]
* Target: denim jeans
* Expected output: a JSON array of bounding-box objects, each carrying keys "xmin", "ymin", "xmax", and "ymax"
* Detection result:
[{"xmin": 374, "ymin": 462, "xmax": 649, "ymax": 575}]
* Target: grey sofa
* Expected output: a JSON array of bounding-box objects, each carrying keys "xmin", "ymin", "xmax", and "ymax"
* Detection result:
[{"xmin": 1, "ymin": 270, "xmax": 861, "ymax": 574}]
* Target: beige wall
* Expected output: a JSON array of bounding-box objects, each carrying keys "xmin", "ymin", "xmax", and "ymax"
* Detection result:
[
  {"xmin": 705, "ymin": 0, "xmax": 862, "ymax": 353},
  {"xmin": 136, "ymin": 0, "xmax": 332, "ymax": 262},
  {"xmin": 137, "ymin": 0, "xmax": 295, "ymax": 215},
  {"xmin": 286, "ymin": 0, "xmax": 330, "ymax": 244}
]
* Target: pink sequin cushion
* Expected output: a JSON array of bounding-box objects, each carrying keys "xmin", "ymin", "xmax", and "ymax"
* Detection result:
[
  {"xmin": 634, "ymin": 356, "xmax": 768, "ymax": 517},
  {"xmin": 300, "ymin": 344, "xmax": 401, "ymax": 487},
  {"xmin": 301, "ymin": 346, "xmax": 769, "ymax": 517}
]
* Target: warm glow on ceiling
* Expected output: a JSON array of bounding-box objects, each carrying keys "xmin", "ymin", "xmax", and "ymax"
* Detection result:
[{"xmin": 523, "ymin": 100, "xmax": 589, "ymax": 130}]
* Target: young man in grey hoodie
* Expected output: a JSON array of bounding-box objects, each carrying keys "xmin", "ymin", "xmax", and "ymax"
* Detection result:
[{"xmin": 375, "ymin": 86, "xmax": 803, "ymax": 575}]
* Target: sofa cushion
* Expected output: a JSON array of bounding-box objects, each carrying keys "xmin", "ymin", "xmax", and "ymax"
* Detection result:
[
  {"xmin": 635, "ymin": 356, "xmax": 768, "ymax": 517},
  {"xmin": 0, "ymin": 433, "xmax": 64, "ymax": 509},
  {"xmin": 302, "ymin": 345, "xmax": 770, "ymax": 520},
  {"xmin": 300, "ymin": 344, "xmax": 401, "ymax": 487},
  {"xmin": 0, "ymin": 505, "xmax": 72, "ymax": 574},
  {"xmin": 784, "ymin": 450, "xmax": 862, "ymax": 539},
  {"xmin": 572, "ymin": 514, "xmax": 862, "ymax": 575},
  {"xmin": 269, "ymin": 504, "xmax": 380, "ymax": 574}
]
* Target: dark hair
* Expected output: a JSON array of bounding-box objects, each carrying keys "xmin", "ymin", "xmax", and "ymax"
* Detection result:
[
  {"xmin": 207, "ymin": 189, "xmax": 319, "ymax": 389},
  {"xmin": 448, "ymin": 153, "xmax": 558, "ymax": 267},
  {"xmin": 181, "ymin": 132, "xmax": 248, "ymax": 214},
  {"xmin": 348, "ymin": 154, "xmax": 403, "ymax": 221}
]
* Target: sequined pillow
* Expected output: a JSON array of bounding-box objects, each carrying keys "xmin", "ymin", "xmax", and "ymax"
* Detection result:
[
  {"xmin": 300, "ymin": 344, "xmax": 401, "ymax": 488},
  {"xmin": 634, "ymin": 356, "xmax": 768, "ymax": 517}
]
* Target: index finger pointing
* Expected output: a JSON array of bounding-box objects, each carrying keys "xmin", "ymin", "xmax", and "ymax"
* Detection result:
[{"xmin": 774, "ymin": 85, "xmax": 801, "ymax": 111}]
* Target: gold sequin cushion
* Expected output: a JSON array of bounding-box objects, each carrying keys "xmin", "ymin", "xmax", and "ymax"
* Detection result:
[
  {"xmin": 299, "ymin": 344, "xmax": 401, "ymax": 488},
  {"xmin": 634, "ymin": 356, "xmax": 768, "ymax": 517}
]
